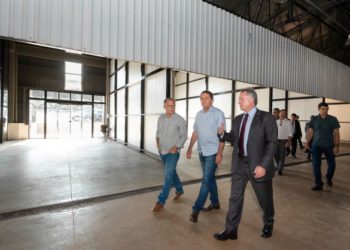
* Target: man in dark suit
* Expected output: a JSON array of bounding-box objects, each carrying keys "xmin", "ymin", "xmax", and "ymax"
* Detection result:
[
  {"xmin": 214, "ymin": 88, "xmax": 278, "ymax": 241},
  {"xmin": 290, "ymin": 113, "xmax": 302, "ymax": 158}
]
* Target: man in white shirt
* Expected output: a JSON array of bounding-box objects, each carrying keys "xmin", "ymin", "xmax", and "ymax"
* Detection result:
[{"xmin": 275, "ymin": 109, "xmax": 293, "ymax": 175}]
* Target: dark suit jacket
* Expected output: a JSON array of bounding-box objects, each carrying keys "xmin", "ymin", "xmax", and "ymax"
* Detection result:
[
  {"xmin": 221, "ymin": 109, "xmax": 278, "ymax": 182},
  {"xmin": 294, "ymin": 120, "xmax": 302, "ymax": 137}
]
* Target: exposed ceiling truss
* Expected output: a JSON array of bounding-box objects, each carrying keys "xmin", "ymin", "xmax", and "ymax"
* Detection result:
[{"xmin": 203, "ymin": 0, "xmax": 350, "ymax": 66}]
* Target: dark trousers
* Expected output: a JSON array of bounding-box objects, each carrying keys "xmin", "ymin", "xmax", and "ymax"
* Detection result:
[
  {"xmin": 291, "ymin": 134, "xmax": 298, "ymax": 156},
  {"xmin": 274, "ymin": 140, "xmax": 287, "ymax": 171},
  {"xmin": 225, "ymin": 158, "xmax": 274, "ymax": 233},
  {"xmin": 311, "ymin": 145, "xmax": 336, "ymax": 186}
]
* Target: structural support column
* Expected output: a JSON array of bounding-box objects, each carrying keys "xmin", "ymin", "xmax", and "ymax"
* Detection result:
[{"xmin": 7, "ymin": 41, "xmax": 18, "ymax": 123}]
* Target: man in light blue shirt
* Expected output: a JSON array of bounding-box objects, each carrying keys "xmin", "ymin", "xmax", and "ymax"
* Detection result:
[{"xmin": 187, "ymin": 90, "xmax": 225, "ymax": 223}]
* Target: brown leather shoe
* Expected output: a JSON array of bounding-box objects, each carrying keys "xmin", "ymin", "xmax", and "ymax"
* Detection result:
[
  {"xmin": 172, "ymin": 192, "xmax": 184, "ymax": 201},
  {"xmin": 201, "ymin": 203, "xmax": 220, "ymax": 211},
  {"xmin": 189, "ymin": 211, "xmax": 199, "ymax": 223},
  {"xmin": 152, "ymin": 202, "xmax": 163, "ymax": 212}
]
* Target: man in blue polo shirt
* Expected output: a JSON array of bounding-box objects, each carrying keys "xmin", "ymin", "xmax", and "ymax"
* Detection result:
[
  {"xmin": 305, "ymin": 102, "xmax": 340, "ymax": 191},
  {"xmin": 186, "ymin": 90, "xmax": 225, "ymax": 223}
]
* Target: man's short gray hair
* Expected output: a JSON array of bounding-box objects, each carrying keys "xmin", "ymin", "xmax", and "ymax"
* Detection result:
[
  {"xmin": 163, "ymin": 97, "xmax": 175, "ymax": 104},
  {"xmin": 240, "ymin": 88, "xmax": 258, "ymax": 105}
]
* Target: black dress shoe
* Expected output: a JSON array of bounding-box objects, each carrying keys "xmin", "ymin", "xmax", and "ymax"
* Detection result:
[
  {"xmin": 261, "ymin": 224, "xmax": 273, "ymax": 238},
  {"xmin": 311, "ymin": 185, "xmax": 323, "ymax": 191},
  {"xmin": 201, "ymin": 203, "xmax": 220, "ymax": 211},
  {"xmin": 213, "ymin": 230, "xmax": 238, "ymax": 241},
  {"xmin": 278, "ymin": 170, "xmax": 283, "ymax": 176},
  {"xmin": 189, "ymin": 211, "xmax": 199, "ymax": 223}
]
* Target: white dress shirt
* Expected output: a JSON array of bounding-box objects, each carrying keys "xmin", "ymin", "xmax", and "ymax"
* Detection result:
[{"xmin": 277, "ymin": 118, "xmax": 293, "ymax": 140}]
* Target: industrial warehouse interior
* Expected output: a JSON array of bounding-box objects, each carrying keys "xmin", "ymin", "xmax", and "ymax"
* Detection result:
[{"xmin": 0, "ymin": 0, "xmax": 350, "ymax": 249}]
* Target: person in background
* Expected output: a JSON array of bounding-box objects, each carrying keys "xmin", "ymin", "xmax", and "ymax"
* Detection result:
[
  {"xmin": 275, "ymin": 110, "xmax": 293, "ymax": 175},
  {"xmin": 272, "ymin": 108, "xmax": 280, "ymax": 120},
  {"xmin": 290, "ymin": 113, "xmax": 302, "ymax": 158},
  {"xmin": 304, "ymin": 115, "xmax": 315, "ymax": 160},
  {"xmin": 296, "ymin": 115, "xmax": 304, "ymax": 149},
  {"xmin": 305, "ymin": 102, "xmax": 340, "ymax": 191}
]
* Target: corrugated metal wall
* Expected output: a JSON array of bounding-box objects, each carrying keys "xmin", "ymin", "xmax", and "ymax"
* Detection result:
[{"xmin": 1, "ymin": 0, "xmax": 349, "ymax": 101}]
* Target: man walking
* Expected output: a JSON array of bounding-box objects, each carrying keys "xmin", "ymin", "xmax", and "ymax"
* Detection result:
[
  {"xmin": 275, "ymin": 109, "xmax": 293, "ymax": 175},
  {"xmin": 187, "ymin": 90, "xmax": 225, "ymax": 223},
  {"xmin": 305, "ymin": 102, "xmax": 340, "ymax": 191},
  {"xmin": 152, "ymin": 98, "xmax": 187, "ymax": 212},
  {"xmin": 214, "ymin": 88, "xmax": 277, "ymax": 241}
]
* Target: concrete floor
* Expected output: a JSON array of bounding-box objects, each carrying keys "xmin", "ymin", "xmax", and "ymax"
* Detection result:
[{"xmin": 0, "ymin": 139, "xmax": 350, "ymax": 249}]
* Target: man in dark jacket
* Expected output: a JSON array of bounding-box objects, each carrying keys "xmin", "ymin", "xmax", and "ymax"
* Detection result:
[{"xmin": 213, "ymin": 88, "xmax": 278, "ymax": 241}]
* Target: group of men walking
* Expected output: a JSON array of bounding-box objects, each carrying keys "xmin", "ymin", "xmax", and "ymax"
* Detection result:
[{"xmin": 153, "ymin": 88, "xmax": 340, "ymax": 241}]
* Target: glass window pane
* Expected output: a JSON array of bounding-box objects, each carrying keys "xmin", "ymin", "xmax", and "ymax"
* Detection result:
[
  {"xmin": 59, "ymin": 92, "xmax": 70, "ymax": 101},
  {"xmin": 208, "ymin": 77, "xmax": 232, "ymax": 93},
  {"xmin": 328, "ymin": 104, "xmax": 350, "ymax": 122},
  {"xmin": 46, "ymin": 103, "xmax": 58, "ymax": 138},
  {"xmin": 288, "ymin": 91, "xmax": 311, "ymax": 98},
  {"xmin": 213, "ymin": 93, "xmax": 232, "ymax": 118},
  {"xmin": 188, "ymin": 98, "xmax": 203, "ymax": 118},
  {"xmin": 71, "ymin": 93, "xmax": 81, "ymax": 101},
  {"xmin": 128, "ymin": 116, "xmax": 141, "ymax": 147},
  {"xmin": 82, "ymin": 104, "xmax": 92, "ymax": 138},
  {"xmin": 117, "ymin": 89, "xmax": 125, "ymax": 141},
  {"xmin": 144, "ymin": 115, "xmax": 159, "ymax": 154},
  {"xmin": 145, "ymin": 64, "xmax": 160, "ymax": 74},
  {"xmin": 235, "ymin": 81, "xmax": 260, "ymax": 90},
  {"xmin": 117, "ymin": 67, "xmax": 126, "ymax": 89},
  {"xmin": 29, "ymin": 100, "xmax": 45, "ymax": 138},
  {"xmin": 65, "ymin": 62, "xmax": 82, "ymax": 74},
  {"xmin": 128, "ymin": 84, "xmax": 141, "ymax": 115},
  {"xmin": 188, "ymin": 78, "xmax": 206, "ymax": 97},
  {"xmin": 273, "ymin": 101, "xmax": 285, "ymax": 111},
  {"xmin": 65, "ymin": 74, "xmax": 82, "ymax": 91},
  {"xmin": 189, "ymin": 72, "xmax": 205, "ymax": 81},
  {"xmin": 175, "ymin": 84, "xmax": 186, "ymax": 99},
  {"xmin": 110, "ymin": 74, "xmax": 115, "ymax": 92},
  {"xmin": 94, "ymin": 95, "xmax": 105, "ymax": 103},
  {"xmin": 47, "ymin": 91, "xmax": 58, "ymax": 100},
  {"xmin": 288, "ymin": 98, "xmax": 322, "ymax": 120},
  {"xmin": 175, "ymin": 100, "xmax": 186, "ymax": 119},
  {"xmin": 94, "ymin": 104, "xmax": 105, "ymax": 137},
  {"xmin": 175, "ymin": 71, "xmax": 187, "ymax": 85},
  {"xmin": 110, "ymin": 59, "xmax": 115, "ymax": 74},
  {"xmin": 29, "ymin": 90, "xmax": 45, "ymax": 99},
  {"xmin": 256, "ymin": 88, "xmax": 270, "ymax": 112},
  {"xmin": 326, "ymin": 98, "xmax": 342, "ymax": 103},
  {"xmin": 273, "ymin": 88, "xmax": 285, "ymax": 99},
  {"xmin": 145, "ymin": 71, "xmax": 166, "ymax": 114},
  {"xmin": 82, "ymin": 94, "xmax": 92, "ymax": 102},
  {"xmin": 129, "ymin": 62, "xmax": 142, "ymax": 84},
  {"xmin": 117, "ymin": 59, "xmax": 125, "ymax": 68}
]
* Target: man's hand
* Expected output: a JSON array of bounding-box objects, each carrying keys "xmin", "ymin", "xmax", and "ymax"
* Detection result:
[
  {"xmin": 169, "ymin": 146, "xmax": 178, "ymax": 154},
  {"xmin": 215, "ymin": 153, "xmax": 223, "ymax": 165},
  {"xmin": 218, "ymin": 122, "xmax": 225, "ymax": 135},
  {"xmin": 187, "ymin": 149, "xmax": 192, "ymax": 159},
  {"xmin": 333, "ymin": 147, "xmax": 339, "ymax": 155},
  {"xmin": 254, "ymin": 166, "xmax": 266, "ymax": 178}
]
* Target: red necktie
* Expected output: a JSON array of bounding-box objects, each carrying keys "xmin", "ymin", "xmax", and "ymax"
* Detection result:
[{"xmin": 239, "ymin": 113, "xmax": 249, "ymax": 157}]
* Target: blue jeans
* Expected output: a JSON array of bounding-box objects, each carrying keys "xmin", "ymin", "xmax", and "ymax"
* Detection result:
[
  {"xmin": 158, "ymin": 152, "xmax": 183, "ymax": 205},
  {"xmin": 311, "ymin": 145, "xmax": 336, "ymax": 186},
  {"xmin": 193, "ymin": 153, "xmax": 219, "ymax": 212}
]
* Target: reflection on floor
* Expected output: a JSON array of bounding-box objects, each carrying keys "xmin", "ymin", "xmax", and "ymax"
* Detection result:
[{"xmin": 0, "ymin": 139, "xmax": 349, "ymax": 249}]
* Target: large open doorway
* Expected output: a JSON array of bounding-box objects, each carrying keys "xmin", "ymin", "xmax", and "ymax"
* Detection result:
[{"xmin": 29, "ymin": 90, "xmax": 105, "ymax": 139}]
